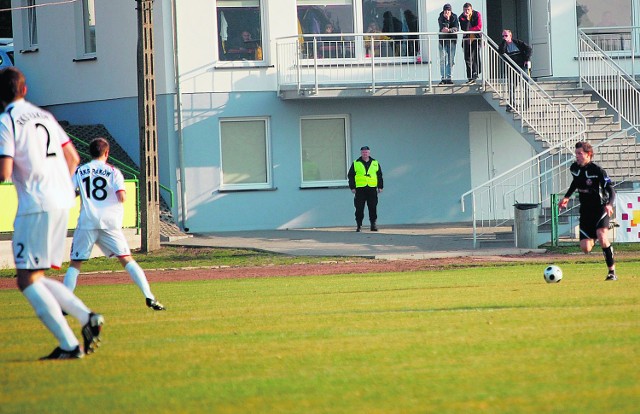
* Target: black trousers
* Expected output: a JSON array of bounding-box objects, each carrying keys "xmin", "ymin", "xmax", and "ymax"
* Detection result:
[
  {"xmin": 463, "ymin": 38, "xmax": 481, "ymax": 80},
  {"xmin": 354, "ymin": 186, "xmax": 378, "ymax": 224}
]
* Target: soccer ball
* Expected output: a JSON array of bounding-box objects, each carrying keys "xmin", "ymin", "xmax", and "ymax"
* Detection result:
[{"xmin": 543, "ymin": 265, "xmax": 563, "ymax": 283}]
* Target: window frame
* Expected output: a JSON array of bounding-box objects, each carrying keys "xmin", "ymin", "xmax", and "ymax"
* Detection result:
[
  {"xmin": 215, "ymin": 0, "xmax": 268, "ymax": 67},
  {"xmin": 219, "ymin": 117, "xmax": 273, "ymax": 191},
  {"xmin": 299, "ymin": 114, "xmax": 351, "ymax": 188},
  {"xmin": 296, "ymin": 0, "xmax": 422, "ymax": 63},
  {"xmin": 75, "ymin": 0, "xmax": 96, "ymax": 58},
  {"xmin": 22, "ymin": 0, "xmax": 38, "ymax": 50}
]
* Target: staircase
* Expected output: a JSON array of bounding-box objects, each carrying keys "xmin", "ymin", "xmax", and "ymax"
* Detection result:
[
  {"xmin": 461, "ymin": 36, "xmax": 640, "ymax": 248},
  {"xmin": 62, "ymin": 123, "xmax": 188, "ymax": 242}
]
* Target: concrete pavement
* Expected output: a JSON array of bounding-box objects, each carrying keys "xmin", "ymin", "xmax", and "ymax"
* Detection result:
[{"xmin": 164, "ymin": 223, "xmax": 545, "ymax": 260}]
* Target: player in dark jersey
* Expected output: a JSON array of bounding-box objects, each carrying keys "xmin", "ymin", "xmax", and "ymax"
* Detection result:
[{"xmin": 558, "ymin": 141, "xmax": 617, "ymax": 281}]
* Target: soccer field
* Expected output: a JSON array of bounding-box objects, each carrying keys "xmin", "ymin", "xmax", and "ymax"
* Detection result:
[{"xmin": 1, "ymin": 261, "xmax": 638, "ymax": 414}]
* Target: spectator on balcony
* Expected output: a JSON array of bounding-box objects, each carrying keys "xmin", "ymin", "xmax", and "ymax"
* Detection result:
[
  {"xmin": 318, "ymin": 23, "xmax": 341, "ymax": 58},
  {"xmin": 403, "ymin": 9, "xmax": 419, "ymax": 56},
  {"xmin": 382, "ymin": 11, "xmax": 403, "ymax": 56},
  {"xmin": 438, "ymin": 3, "xmax": 459, "ymax": 85},
  {"xmin": 365, "ymin": 22, "xmax": 391, "ymax": 57},
  {"xmin": 459, "ymin": 2, "xmax": 482, "ymax": 84},
  {"xmin": 498, "ymin": 29, "xmax": 532, "ymax": 112}
]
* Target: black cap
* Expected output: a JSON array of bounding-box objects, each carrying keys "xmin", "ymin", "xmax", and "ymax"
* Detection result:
[
  {"xmin": 360, "ymin": 146, "xmax": 370, "ymax": 150},
  {"xmin": 443, "ymin": 3, "xmax": 452, "ymax": 11}
]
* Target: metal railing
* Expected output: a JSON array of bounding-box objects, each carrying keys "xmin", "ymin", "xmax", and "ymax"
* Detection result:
[
  {"xmin": 277, "ymin": 31, "xmax": 481, "ymax": 94},
  {"xmin": 579, "ymin": 26, "xmax": 639, "ymax": 77},
  {"xmin": 459, "ymin": 38, "xmax": 588, "ymax": 247},
  {"xmin": 578, "ymin": 29, "xmax": 640, "ymax": 133},
  {"xmin": 482, "ymin": 35, "xmax": 587, "ymax": 148}
]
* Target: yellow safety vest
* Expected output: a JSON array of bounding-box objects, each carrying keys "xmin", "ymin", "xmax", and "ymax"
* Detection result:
[{"xmin": 354, "ymin": 160, "xmax": 379, "ymax": 188}]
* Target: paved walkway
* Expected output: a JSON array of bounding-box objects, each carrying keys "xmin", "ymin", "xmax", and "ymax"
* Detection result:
[{"xmin": 165, "ymin": 223, "xmax": 545, "ymax": 260}]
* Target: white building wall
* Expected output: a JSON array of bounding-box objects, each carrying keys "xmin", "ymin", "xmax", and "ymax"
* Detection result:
[
  {"xmin": 9, "ymin": 0, "xmax": 600, "ymax": 232},
  {"xmin": 10, "ymin": 0, "xmax": 173, "ymax": 106}
]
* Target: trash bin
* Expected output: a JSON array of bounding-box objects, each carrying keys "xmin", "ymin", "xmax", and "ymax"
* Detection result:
[{"xmin": 514, "ymin": 203, "xmax": 540, "ymax": 248}]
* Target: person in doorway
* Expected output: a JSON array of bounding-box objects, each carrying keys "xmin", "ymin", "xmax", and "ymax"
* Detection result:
[
  {"xmin": 64, "ymin": 138, "xmax": 166, "ymax": 310},
  {"xmin": 0, "ymin": 67, "xmax": 104, "ymax": 360},
  {"xmin": 438, "ymin": 3, "xmax": 459, "ymax": 84},
  {"xmin": 558, "ymin": 141, "xmax": 617, "ymax": 281},
  {"xmin": 348, "ymin": 146, "xmax": 383, "ymax": 232},
  {"xmin": 459, "ymin": 2, "xmax": 482, "ymax": 84},
  {"xmin": 498, "ymin": 29, "xmax": 533, "ymax": 112}
]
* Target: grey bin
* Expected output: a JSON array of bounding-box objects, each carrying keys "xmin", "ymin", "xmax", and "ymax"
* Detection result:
[{"xmin": 513, "ymin": 203, "xmax": 540, "ymax": 248}]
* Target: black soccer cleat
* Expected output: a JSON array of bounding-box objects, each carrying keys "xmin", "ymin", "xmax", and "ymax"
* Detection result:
[
  {"xmin": 82, "ymin": 313, "xmax": 104, "ymax": 355},
  {"xmin": 605, "ymin": 273, "xmax": 617, "ymax": 281},
  {"xmin": 146, "ymin": 298, "xmax": 166, "ymax": 311},
  {"xmin": 40, "ymin": 346, "xmax": 84, "ymax": 360}
]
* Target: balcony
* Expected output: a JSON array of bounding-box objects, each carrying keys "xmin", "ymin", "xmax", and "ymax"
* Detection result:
[{"xmin": 276, "ymin": 32, "xmax": 484, "ymax": 99}]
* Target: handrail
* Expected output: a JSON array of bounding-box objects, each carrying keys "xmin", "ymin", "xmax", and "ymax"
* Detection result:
[
  {"xmin": 481, "ymin": 35, "xmax": 587, "ymax": 148},
  {"xmin": 459, "ymin": 37, "xmax": 590, "ymax": 247},
  {"xmin": 277, "ymin": 31, "xmax": 485, "ymax": 93},
  {"xmin": 578, "ymin": 29, "xmax": 640, "ymax": 134}
]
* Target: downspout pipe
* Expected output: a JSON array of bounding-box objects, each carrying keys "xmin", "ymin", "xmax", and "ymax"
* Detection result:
[{"xmin": 170, "ymin": 0, "xmax": 189, "ymax": 231}]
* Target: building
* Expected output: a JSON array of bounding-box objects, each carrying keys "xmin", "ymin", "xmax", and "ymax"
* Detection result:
[{"xmin": 9, "ymin": 0, "xmax": 640, "ymax": 234}]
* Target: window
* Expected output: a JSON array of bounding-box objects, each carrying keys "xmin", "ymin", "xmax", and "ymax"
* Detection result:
[
  {"xmin": 24, "ymin": 0, "xmax": 38, "ymax": 49},
  {"xmin": 297, "ymin": 0, "xmax": 354, "ymax": 59},
  {"xmin": 77, "ymin": 0, "xmax": 96, "ymax": 55},
  {"xmin": 362, "ymin": 0, "xmax": 419, "ymax": 57},
  {"xmin": 217, "ymin": 0, "xmax": 263, "ymax": 62},
  {"xmin": 220, "ymin": 118, "xmax": 271, "ymax": 190},
  {"xmin": 577, "ymin": 1, "xmax": 634, "ymax": 52},
  {"xmin": 300, "ymin": 116, "xmax": 350, "ymax": 187}
]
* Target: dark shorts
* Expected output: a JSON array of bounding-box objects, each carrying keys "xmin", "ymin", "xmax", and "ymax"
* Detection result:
[{"xmin": 579, "ymin": 206, "xmax": 610, "ymax": 240}]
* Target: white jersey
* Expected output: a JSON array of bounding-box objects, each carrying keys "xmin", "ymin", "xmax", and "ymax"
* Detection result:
[
  {"xmin": 73, "ymin": 159, "xmax": 126, "ymax": 230},
  {"xmin": 0, "ymin": 99, "xmax": 75, "ymax": 216}
]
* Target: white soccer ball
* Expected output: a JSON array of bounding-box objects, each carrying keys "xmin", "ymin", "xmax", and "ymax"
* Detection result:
[{"xmin": 543, "ymin": 265, "xmax": 563, "ymax": 283}]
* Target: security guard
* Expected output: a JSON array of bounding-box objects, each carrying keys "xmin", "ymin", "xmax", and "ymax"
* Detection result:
[{"xmin": 348, "ymin": 146, "xmax": 384, "ymax": 232}]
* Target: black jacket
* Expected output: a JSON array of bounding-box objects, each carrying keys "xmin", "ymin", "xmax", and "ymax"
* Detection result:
[
  {"xmin": 438, "ymin": 12, "xmax": 459, "ymax": 43},
  {"xmin": 498, "ymin": 38, "xmax": 532, "ymax": 68}
]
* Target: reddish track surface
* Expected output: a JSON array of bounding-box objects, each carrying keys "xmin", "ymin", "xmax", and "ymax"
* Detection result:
[{"xmin": 3, "ymin": 251, "xmax": 631, "ymax": 289}]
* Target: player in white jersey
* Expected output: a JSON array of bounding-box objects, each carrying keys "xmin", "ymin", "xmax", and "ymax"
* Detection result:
[
  {"xmin": 64, "ymin": 137, "xmax": 165, "ymax": 311},
  {"xmin": 0, "ymin": 67, "xmax": 104, "ymax": 360}
]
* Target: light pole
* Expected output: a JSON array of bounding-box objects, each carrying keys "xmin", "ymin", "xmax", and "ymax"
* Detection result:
[{"xmin": 136, "ymin": 0, "xmax": 160, "ymax": 252}]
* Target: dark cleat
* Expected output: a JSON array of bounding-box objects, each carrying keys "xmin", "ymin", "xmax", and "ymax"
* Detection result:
[
  {"xmin": 146, "ymin": 298, "xmax": 166, "ymax": 311},
  {"xmin": 605, "ymin": 273, "xmax": 617, "ymax": 281},
  {"xmin": 40, "ymin": 346, "xmax": 84, "ymax": 360},
  {"xmin": 82, "ymin": 313, "xmax": 104, "ymax": 355}
]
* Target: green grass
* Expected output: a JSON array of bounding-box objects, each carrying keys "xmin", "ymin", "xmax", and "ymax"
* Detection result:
[{"xmin": 0, "ymin": 261, "xmax": 638, "ymax": 413}]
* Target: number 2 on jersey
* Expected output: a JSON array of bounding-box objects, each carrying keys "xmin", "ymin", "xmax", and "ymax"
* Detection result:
[{"xmin": 82, "ymin": 176, "xmax": 108, "ymax": 201}]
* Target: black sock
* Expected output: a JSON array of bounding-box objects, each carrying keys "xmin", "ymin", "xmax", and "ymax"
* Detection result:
[{"xmin": 602, "ymin": 245, "xmax": 615, "ymax": 269}]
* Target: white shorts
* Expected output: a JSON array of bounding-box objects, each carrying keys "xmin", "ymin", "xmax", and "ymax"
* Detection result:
[
  {"xmin": 13, "ymin": 209, "xmax": 69, "ymax": 270},
  {"xmin": 70, "ymin": 228, "xmax": 131, "ymax": 261}
]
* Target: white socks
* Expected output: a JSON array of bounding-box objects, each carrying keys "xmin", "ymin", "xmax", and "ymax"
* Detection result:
[
  {"xmin": 41, "ymin": 278, "xmax": 91, "ymax": 326},
  {"xmin": 22, "ymin": 280, "xmax": 79, "ymax": 351},
  {"xmin": 63, "ymin": 266, "xmax": 80, "ymax": 291},
  {"xmin": 125, "ymin": 261, "xmax": 154, "ymax": 300}
]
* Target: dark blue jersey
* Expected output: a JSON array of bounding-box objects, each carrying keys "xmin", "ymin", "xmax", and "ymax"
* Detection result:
[{"xmin": 564, "ymin": 161, "xmax": 615, "ymax": 208}]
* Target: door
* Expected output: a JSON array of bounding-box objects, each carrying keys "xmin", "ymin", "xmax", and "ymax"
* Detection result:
[{"xmin": 529, "ymin": 0, "xmax": 552, "ymax": 77}]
